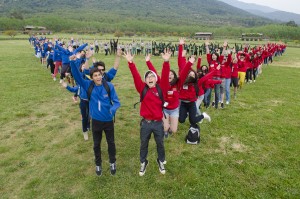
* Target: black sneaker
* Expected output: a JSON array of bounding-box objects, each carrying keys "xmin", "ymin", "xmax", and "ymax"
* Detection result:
[
  {"xmin": 110, "ymin": 162, "xmax": 116, "ymax": 175},
  {"xmin": 139, "ymin": 160, "xmax": 148, "ymax": 176},
  {"xmin": 212, "ymin": 102, "xmax": 215, "ymax": 107},
  {"xmin": 95, "ymin": 165, "xmax": 102, "ymax": 176},
  {"xmin": 221, "ymin": 102, "xmax": 224, "ymax": 109},
  {"xmin": 164, "ymin": 132, "xmax": 169, "ymax": 139},
  {"xmin": 157, "ymin": 159, "xmax": 166, "ymax": 174}
]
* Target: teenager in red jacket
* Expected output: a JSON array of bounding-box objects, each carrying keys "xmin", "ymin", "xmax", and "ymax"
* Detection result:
[
  {"xmin": 220, "ymin": 49, "xmax": 232, "ymax": 105},
  {"xmin": 178, "ymin": 54, "xmax": 211, "ymax": 125},
  {"xmin": 144, "ymin": 52, "xmax": 179, "ymax": 138},
  {"xmin": 237, "ymin": 52, "xmax": 249, "ymax": 89},
  {"xmin": 205, "ymin": 40, "xmax": 222, "ymax": 109},
  {"xmin": 123, "ymin": 50, "xmax": 170, "ymax": 176},
  {"xmin": 231, "ymin": 54, "xmax": 239, "ymax": 99}
]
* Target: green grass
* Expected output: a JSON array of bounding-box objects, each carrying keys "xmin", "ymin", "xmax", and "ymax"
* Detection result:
[{"xmin": 0, "ymin": 40, "xmax": 300, "ymax": 198}]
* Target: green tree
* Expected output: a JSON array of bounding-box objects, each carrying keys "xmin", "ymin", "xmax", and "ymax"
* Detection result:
[
  {"xmin": 286, "ymin": 21, "xmax": 298, "ymax": 27},
  {"xmin": 4, "ymin": 30, "xmax": 17, "ymax": 38}
]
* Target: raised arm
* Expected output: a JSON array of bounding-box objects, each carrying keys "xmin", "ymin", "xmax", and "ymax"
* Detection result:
[
  {"xmin": 123, "ymin": 51, "xmax": 144, "ymax": 93},
  {"xmin": 145, "ymin": 53, "xmax": 161, "ymax": 83},
  {"xmin": 113, "ymin": 48, "xmax": 122, "ymax": 70},
  {"xmin": 160, "ymin": 48, "xmax": 172, "ymax": 94}
]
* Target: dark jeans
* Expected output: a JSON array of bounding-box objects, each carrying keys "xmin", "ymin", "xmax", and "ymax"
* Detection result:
[
  {"xmin": 95, "ymin": 46, "xmax": 99, "ymax": 53},
  {"xmin": 80, "ymin": 100, "xmax": 90, "ymax": 132},
  {"xmin": 140, "ymin": 119, "xmax": 165, "ymax": 163},
  {"xmin": 92, "ymin": 119, "xmax": 116, "ymax": 166},
  {"xmin": 204, "ymin": 88, "xmax": 212, "ymax": 107},
  {"xmin": 179, "ymin": 101, "xmax": 204, "ymax": 125},
  {"xmin": 253, "ymin": 68, "xmax": 257, "ymax": 80},
  {"xmin": 47, "ymin": 59, "xmax": 55, "ymax": 74},
  {"xmin": 246, "ymin": 68, "xmax": 253, "ymax": 82},
  {"xmin": 213, "ymin": 77, "xmax": 220, "ymax": 108},
  {"xmin": 60, "ymin": 63, "xmax": 70, "ymax": 80}
]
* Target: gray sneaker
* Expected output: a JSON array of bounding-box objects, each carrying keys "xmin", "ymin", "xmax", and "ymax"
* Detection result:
[
  {"xmin": 110, "ymin": 162, "xmax": 116, "ymax": 175},
  {"xmin": 139, "ymin": 160, "xmax": 148, "ymax": 176},
  {"xmin": 157, "ymin": 159, "xmax": 166, "ymax": 174},
  {"xmin": 96, "ymin": 165, "xmax": 102, "ymax": 176}
]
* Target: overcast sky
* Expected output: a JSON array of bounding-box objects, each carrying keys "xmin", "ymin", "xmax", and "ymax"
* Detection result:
[{"xmin": 238, "ymin": 0, "xmax": 300, "ymax": 14}]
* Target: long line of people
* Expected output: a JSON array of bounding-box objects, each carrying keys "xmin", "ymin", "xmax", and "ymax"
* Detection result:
[{"xmin": 28, "ymin": 35, "xmax": 286, "ymax": 177}]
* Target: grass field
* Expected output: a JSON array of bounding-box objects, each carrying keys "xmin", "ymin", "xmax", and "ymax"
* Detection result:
[{"xmin": 0, "ymin": 40, "xmax": 300, "ymax": 199}]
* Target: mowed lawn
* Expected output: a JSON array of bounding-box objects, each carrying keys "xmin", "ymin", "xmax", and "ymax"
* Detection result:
[{"xmin": 0, "ymin": 40, "xmax": 300, "ymax": 199}]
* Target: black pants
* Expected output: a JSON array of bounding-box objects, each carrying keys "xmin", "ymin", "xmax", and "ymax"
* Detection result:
[
  {"xmin": 246, "ymin": 68, "xmax": 253, "ymax": 82},
  {"xmin": 60, "ymin": 63, "xmax": 70, "ymax": 80},
  {"xmin": 179, "ymin": 101, "xmax": 204, "ymax": 125},
  {"xmin": 48, "ymin": 59, "xmax": 55, "ymax": 74},
  {"xmin": 92, "ymin": 119, "xmax": 116, "ymax": 166}
]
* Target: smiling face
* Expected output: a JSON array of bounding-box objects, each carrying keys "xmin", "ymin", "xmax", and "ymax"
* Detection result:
[
  {"xmin": 169, "ymin": 71, "xmax": 175, "ymax": 83},
  {"xmin": 145, "ymin": 72, "xmax": 157, "ymax": 88},
  {"xmin": 188, "ymin": 70, "xmax": 196, "ymax": 78},
  {"xmin": 212, "ymin": 53, "xmax": 218, "ymax": 60},
  {"xmin": 92, "ymin": 71, "xmax": 102, "ymax": 86}
]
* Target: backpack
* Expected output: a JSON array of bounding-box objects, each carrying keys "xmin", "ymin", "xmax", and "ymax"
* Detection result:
[
  {"xmin": 185, "ymin": 124, "xmax": 200, "ymax": 144},
  {"xmin": 87, "ymin": 80, "xmax": 115, "ymax": 122},
  {"xmin": 87, "ymin": 80, "xmax": 112, "ymax": 105},
  {"xmin": 134, "ymin": 84, "xmax": 166, "ymax": 118},
  {"xmin": 134, "ymin": 84, "xmax": 164, "ymax": 108}
]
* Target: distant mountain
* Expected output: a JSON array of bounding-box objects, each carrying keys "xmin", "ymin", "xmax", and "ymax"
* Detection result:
[
  {"xmin": 0, "ymin": 0, "xmax": 275, "ymax": 29},
  {"xmin": 219, "ymin": 0, "xmax": 300, "ymax": 24}
]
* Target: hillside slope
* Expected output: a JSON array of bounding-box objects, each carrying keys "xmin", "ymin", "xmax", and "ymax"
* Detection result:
[{"xmin": 0, "ymin": 0, "xmax": 274, "ymax": 28}]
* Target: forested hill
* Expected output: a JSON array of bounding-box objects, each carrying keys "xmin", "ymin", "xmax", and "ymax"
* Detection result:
[{"xmin": 0, "ymin": 0, "xmax": 274, "ymax": 32}]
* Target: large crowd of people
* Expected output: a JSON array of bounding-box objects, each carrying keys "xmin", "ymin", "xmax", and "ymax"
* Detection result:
[{"xmin": 28, "ymin": 35, "xmax": 287, "ymax": 176}]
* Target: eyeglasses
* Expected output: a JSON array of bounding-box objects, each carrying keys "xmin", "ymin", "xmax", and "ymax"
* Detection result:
[
  {"xmin": 99, "ymin": 69, "xmax": 105, "ymax": 72},
  {"xmin": 146, "ymin": 75, "xmax": 155, "ymax": 79}
]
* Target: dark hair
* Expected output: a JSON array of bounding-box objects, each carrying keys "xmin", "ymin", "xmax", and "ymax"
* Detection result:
[
  {"xmin": 90, "ymin": 67, "xmax": 102, "ymax": 77},
  {"xmin": 93, "ymin": 61, "xmax": 105, "ymax": 70},
  {"xmin": 211, "ymin": 52, "xmax": 219, "ymax": 61},
  {"xmin": 169, "ymin": 70, "xmax": 178, "ymax": 86},
  {"xmin": 201, "ymin": 65, "xmax": 208, "ymax": 74},
  {"xmin": 184, "ymin": 69, "xmax": 198, "ymax": 84}
]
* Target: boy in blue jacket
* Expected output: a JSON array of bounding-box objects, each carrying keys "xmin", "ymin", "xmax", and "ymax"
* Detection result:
[{"xmin": 70, "ymin": 55, "xmax": 120, "ymax": 176}]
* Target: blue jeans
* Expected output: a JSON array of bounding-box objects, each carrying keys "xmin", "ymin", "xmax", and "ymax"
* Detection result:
[
  {"xmin": 225, "ymin": 78, "xmax": 231, "ymax": 102},
  {"xmin": 204, "ymin": 88, "xmax": 212, "ymax": 107}
]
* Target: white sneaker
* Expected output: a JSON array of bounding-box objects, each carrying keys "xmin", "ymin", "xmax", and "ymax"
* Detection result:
[
  {"xmin": 83, "ymin": 132, "xmax": 88, "ymax": 141},
  {"xmin": 53, "ymin": 77, "xmax": 56, "ymax": 81},
  {"xmin": 59, "ymin": 79, "xmax": 63, "ymax": 84},
  {"xmin": 202, "ymin": 112, "xmax": 211, "ymax": 122},
  {"xmin": 226, "ymin": 101, "xmax": 229, "ymax": 105}
]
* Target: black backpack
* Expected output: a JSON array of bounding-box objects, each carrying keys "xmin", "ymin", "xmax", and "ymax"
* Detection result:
[
  {"xmin": 134, "ymin": 84, "xmax": 164, "ymax": 108},
  {"xmin": 185, "ymin": 124, "xmax": 200, "ymax": 144},
  {"xmin": 134, "ymin": 84, "xmax": 166, "ymax": 118},
  {"xmin": 87, "ymin": 80, "xmax": 112, "ymax": 105}
]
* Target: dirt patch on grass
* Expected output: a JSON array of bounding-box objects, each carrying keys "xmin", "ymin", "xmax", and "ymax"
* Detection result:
[{"xmin": 215, "ymin": 136, "xmax": 247, "ymax": 155}]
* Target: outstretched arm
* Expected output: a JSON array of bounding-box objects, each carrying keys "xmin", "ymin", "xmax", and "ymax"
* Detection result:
[
  {"xmin": 160, "ymin": 48, "xmax": 172, "ymax": 94},
  {"xmin": 145, "ymin": 53, "xmax": 161, "ymax": 83},
  {"xmin": 113, "ymin": 48, "xmax": 122, "ymax": 70},
  {"xmin": 123, "ymin": 51, "xmax": 144, "ymax": 93}
]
